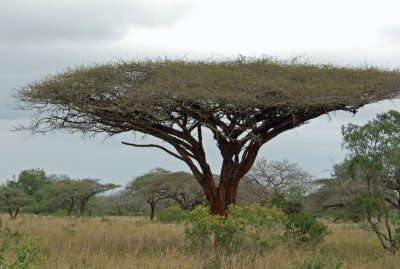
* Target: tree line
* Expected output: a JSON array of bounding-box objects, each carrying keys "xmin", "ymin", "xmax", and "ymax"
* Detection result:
[
  {"xmin": 0, "ymin": 171, "xmax": 119, "ymax": 218},
  {"xmin": 0, "ymin": 157, "xmax": 312, "ymax": 220}
]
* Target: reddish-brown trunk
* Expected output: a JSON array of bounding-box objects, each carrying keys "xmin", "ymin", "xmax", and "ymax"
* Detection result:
[
  {"xmin": 209, "ymin": 182, "xmax": 239, "ymax": 216},
  {"xmin": 150, "ymin": 203, "xmax": 155, "ymax": 221},
  {"xmin": 192, "ymin": 143, "xmax": 260, "ymax": 216}
]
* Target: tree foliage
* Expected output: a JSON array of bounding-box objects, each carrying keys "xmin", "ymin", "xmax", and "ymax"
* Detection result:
[
  {"xmin": 42, "ymin": 178, "xmax": 119, "ymax": 216},
  {"xmin": 17, "ymin": 57, "xmax": 400, "ymax": 215},
  {"xmin": 341, "ymin": 110, "xmax": 400, "ymax": 253},
  {"xmin": 7, "ymin": 169, "xmax": 50, "ymax": 203},
  {"xmin": 127, "ymin": 168, "xmax": 170, "ymax": 220},
  {"xmin": 0, "ymin": 186, "xmax": 33, "ymax": 219},
  {"xmin": 284, "ymin": 212, "xmax": 328, "ymax": 244},
  {"xmin": 152, "ymin": 171, "xmax": 206, "ymax": 210},
  {"xmin": 70, "ymin": 179, "xmax": 119, "ymax": 215},
  {"xmin": 184, "ymin": 204, "xmax": 285, "ymax": 267},
  {"xmin": 126, "ymin": 168, "xmax": 205, "ymax": 219},
  {"xmin": 157, "ymin": 206, "xmax": 187, "ymax": 223},
  {"xmin": 305, "ymin": 176, "xmax": 366, "ymax": 222}
]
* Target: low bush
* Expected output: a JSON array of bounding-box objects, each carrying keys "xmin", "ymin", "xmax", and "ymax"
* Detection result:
[
  {"xmin": 184, "ymin": 204, "xmax": 285, "ymax": 268},
  {"xmin": 282, "ymin": 200, "xmax": 304, "ymax": 215},
  {"xmin": 0, "ymin": 228, "xmax": 44, "ymax": 269},
  {"xmin": 285, "ymin": 212, "xmax": 328, "ymax": 244},
  {"xmin": 157, "ymin": 206, "xmax": 187, "ymax": 223}
]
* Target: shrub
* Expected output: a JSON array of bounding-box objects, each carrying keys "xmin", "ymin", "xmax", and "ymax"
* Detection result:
[
  {"xmin": 0, "ymin": 229, "xmax": 44, "ymax": 269},
  {"xmin": 285, "ymin": 212, "xmax": 328, "ymax": 244},
  {"xmin": 282, "ymin": 200, "xmax": 304, "ymax": 215},
  {"xmin": 157, "ymin": 206, "xmax": 187, "ymax": 223},
  {"xmin": 184, "ymin": 204, "xmax": 285, "ymax": 268},
  {"xmin": 269, "ymin": 190, "xmax": 304, "ymax": 215}
]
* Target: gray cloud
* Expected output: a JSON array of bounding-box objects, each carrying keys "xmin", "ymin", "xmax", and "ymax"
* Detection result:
[{"xmin": 0, "ymin": 0, "xmax": 191, "ymax": 43}]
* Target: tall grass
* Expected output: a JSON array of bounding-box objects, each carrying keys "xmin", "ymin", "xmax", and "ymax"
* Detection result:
[{"xmin": 0, "ymin": 215, "xmax": 399, "ymax": 269}]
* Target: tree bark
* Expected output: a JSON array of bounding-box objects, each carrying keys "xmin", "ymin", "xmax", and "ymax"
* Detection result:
[
  {"xmin": 150, "ymin": 203, "xmax": 155, "ymax": 221},
  {"xmin": 198, "ymin": 171, "xmax": 240, "ymax": 216},
  {"xmin": 204, "ymin": 142, "xmax": 260, "ymax": 215},
  {"xmin": 209, "ymin": 184, "xmax": 238, "ymax": 215}
]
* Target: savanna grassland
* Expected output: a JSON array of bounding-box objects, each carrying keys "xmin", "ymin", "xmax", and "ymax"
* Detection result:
[{"xmin": 0, "ymin": 215, "xmax": 399, "ymax": 269}]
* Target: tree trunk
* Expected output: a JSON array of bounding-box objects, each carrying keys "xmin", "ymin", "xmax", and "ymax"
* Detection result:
[
  {"xmin": 8, "ymin": 209, "xmax": 13, "ymax": 219},
  {"xmin": 150, "ymin": 203, "xmax": 155, "ymax": 221},
  {"xmin": 8, "ymin": 208, "xmax": 19, "ymax": 220},
  {"xmin": 79, "ymin": 202, "xmax": 86, "ymax": 215},
  {"xmin": 189, "ymin": 140, "xmax": 261, "ymax": 216},
  {"xmin": 196, "ymin": 163, "xmax": 245, "ymax": 216},
  {"xmin": 67, "ymin": 207, "xmax": 72, "ymax": 216},
  {"xmin": 13, "ymin": 208, "xmax": 19, "ymax": 219},
  {"xmin": 211, "ymin": 185, "xmax": 238, "ymax": 215}
]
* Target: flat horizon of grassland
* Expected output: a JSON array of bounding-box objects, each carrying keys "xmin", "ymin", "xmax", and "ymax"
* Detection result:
[{"xmin": 0, "ymin": 214, "xmax": 399, "ymax": 269}]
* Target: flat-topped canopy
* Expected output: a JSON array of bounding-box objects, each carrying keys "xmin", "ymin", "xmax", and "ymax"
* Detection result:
[{"xmin": 20, "ymin": 59, "xmax": 400, "ymax": 117}]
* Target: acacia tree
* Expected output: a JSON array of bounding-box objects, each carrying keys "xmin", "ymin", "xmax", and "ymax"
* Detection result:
[
  {"xmin": 155, "ymin": 171, "xmax": 206, "ymax": 210},
  {"xmin": 126, "ymin": 168, "xmax": 170, "ymax": 220},
  {"xmin": 48, "ymin": 179, "xmax": 79, "ymax": 216},
  {"xmin": 0, "ymin": 186, "xmax": 32, "ymax": 219},
  {"xmin": 16, "ymin": 58, "xmax": 400, "ymax": 215},
  {"xmin": 47, "ymin": 179, "xmax": 119, "ymax": 215},
  {"xmin": 127, "ymin": 169, "xmax": 205, "ymax": 218},
  {"xmin": 73, "ymin": 179, "xmax": 119, "ymax": 215}
]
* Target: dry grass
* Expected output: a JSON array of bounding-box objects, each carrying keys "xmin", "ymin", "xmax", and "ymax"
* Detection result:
[{"xmin": 0, "ymin": 215, "xmax": 399, "ymax": 269}]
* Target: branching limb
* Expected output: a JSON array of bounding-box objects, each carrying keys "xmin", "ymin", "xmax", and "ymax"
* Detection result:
[{"xmin": 122, "ymin": 141, "xmax": 185, "ymax": 161}]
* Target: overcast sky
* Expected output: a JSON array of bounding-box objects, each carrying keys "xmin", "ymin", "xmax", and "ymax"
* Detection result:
[{"xmin": 1, "ymin": 0, "xmax": 400, "ymax": 186}]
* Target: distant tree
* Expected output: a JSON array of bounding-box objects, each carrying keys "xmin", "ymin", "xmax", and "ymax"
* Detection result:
[
  {"xmin": 155, "ymin": 171, "xmax": 206, "ymax": 210},
  {"xmin": 0, "ymin": 186, "xmax": 32, "ymax": 219},
  {"xmin": 47, "ymin": 179, "xmax": 79, "ymax": 216},
  {"xmin": 126, "ymin": 168, "xmax": 170, "ymax": 220},
  {"xmin": 246, "ymin": 158, "xmax": 312, "ymax": 204},
  {"xmin": 16, "ymin": 58, "xmax": 400, "ymax": 215},
  {"xmin": 88, "ymin": 191, "xmax": 144, "ymax": 216},
  {"xmin": 73, "ymin": 179, "xmax": 119, "ymax": 215},
  {"xmin": 236, "ymin": 177, "xmax": 264, "ymax": 206},
  {"xmin": 304, "ymin": 176, "xmax": 364, "ymax": 222},
  {"xmin": 127, "ymin": 169, "xmax": 207, "ymax": 219},
  {"xmin": 18, "ymin": 168, "xmax": 48, "ymax": 196},
  {"xmin": 7, "ymin": 169, "xmax": 50, "ymax": 201},
  {"xmin": 341, "ymin": 110, "xmax": 400, "ymax": 253},
  {"xmin": 47, "ymin": 178, "xmax": 119, "ymax": 216}
]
